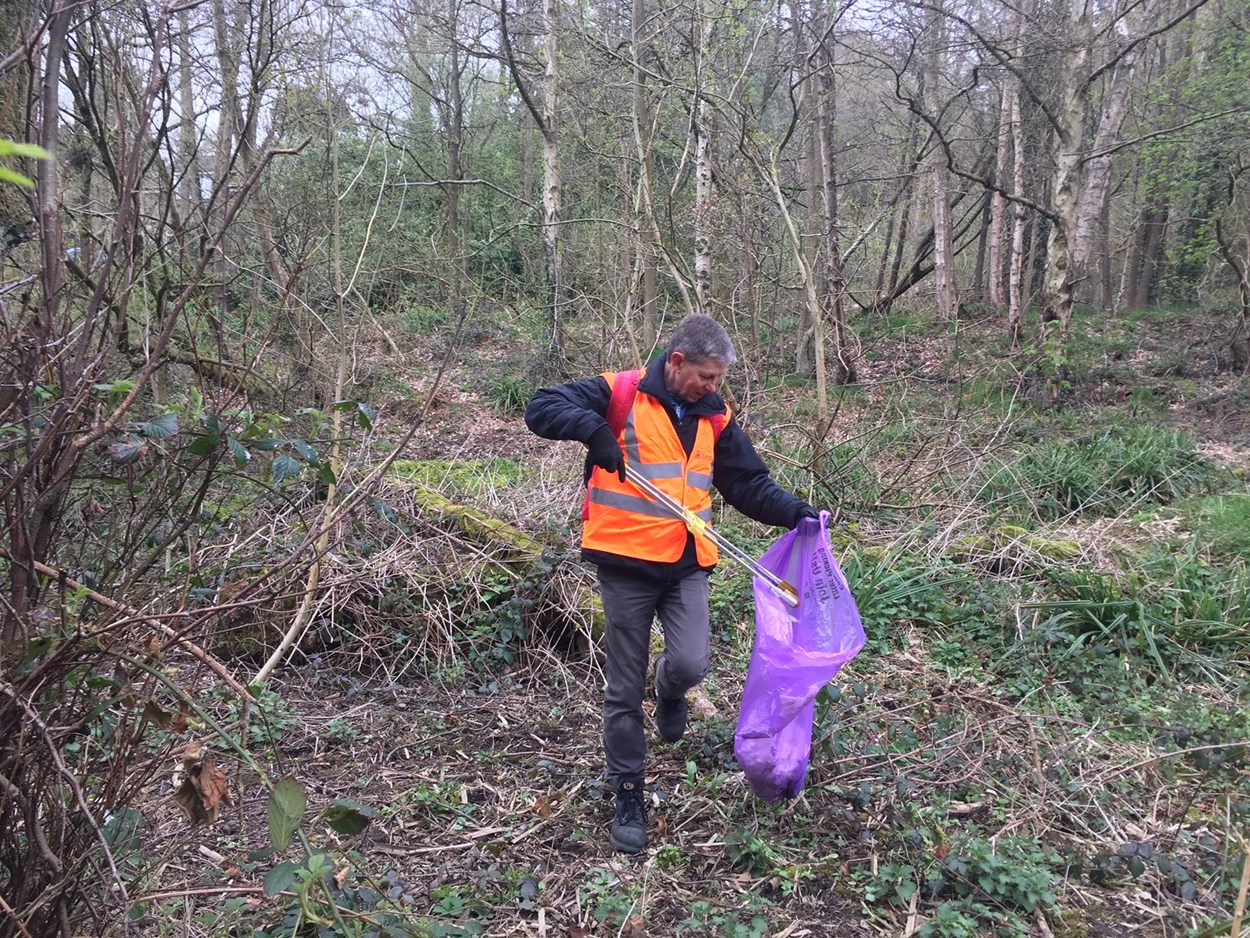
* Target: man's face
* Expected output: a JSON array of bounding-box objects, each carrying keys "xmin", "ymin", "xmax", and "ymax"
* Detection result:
[{"xmin": 665, "ymin": 351, "xmax": 728, "ymax": 403}]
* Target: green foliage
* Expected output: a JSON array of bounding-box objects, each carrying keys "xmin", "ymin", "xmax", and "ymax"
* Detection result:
[
  {"xmin": 838, "ymin": 550, "xmax": 964, "ymax": 649},
  {"xmin": 486, "ymin": 376, "xmax": 534, "ymax": 415},
  {"xmin": 675, "ymin": 900, "xmax": 770, "ymax": 937},
  {"xmin": 726, "ymin": 826, "xmax": 784, "ymax": 876},
  {"xmin": 579, "ymin": 867, "xmax": 639, "ymax": 930},
  {"xmin": 0, "ymin": 138, "xmax": 52, "ymax": 187},
  {"xmin": 202, "ymin": 686, "xmax": 300, "ymax": 748},
  {"xmin": 1169, "ymin": 494, "xmax": 1250, "ymax": 557},
  {"xmin": 1018, "ymin": 548, "xmax": 1250, "ymax": 701},
  {"xmin": 857, "ymin": 836, "xmax": 1056, "ymax": 936},
  {"xmin": 977, "ymin": 424, "xmax": 1224, "ymax": 520}
]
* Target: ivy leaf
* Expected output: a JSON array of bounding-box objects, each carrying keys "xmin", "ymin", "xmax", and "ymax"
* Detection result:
[
  {"xmin": 317, "ymin": 462, "xmax": 337, "ymax": 486},
  {"xmin": 226, "ymin": 437, "xmax": 250, "ymax": 466},
  {"xmin": 267, "ymin": 777, "xmax": 306, "ymax": 851},
  {"xmin": 272, "ymin": 454, "xmax": 302, "ymax": 484},
  {"xmin": 322, "ymin": 799, "xmax": 374, "ymax": 836},
  {"xmin": 108, "ymin": 434, "xmax": 146, "ymax": 464},
  {"xmin": 137, "ymin": 412, "xmax": 179, "ymax": 439}
]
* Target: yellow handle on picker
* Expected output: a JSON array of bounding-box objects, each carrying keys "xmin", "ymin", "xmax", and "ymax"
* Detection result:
[{"xmin": 621, "ymin": 464, "xmax": 800, "ymax": 607}]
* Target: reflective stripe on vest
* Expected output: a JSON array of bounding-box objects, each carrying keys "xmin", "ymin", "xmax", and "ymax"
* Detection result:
[{"xmin": 583, "ymin": 369, "xmax": 728, "ymax": 565}]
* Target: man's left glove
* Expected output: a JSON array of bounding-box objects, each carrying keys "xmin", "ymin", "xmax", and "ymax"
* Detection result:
[
  {"xmin": 587, "ymin": 425, "xmax": 627, "ymax": 482},
  {"xmin": 794, "ymin": 505, "xmax": 820, "ymax": 528}
]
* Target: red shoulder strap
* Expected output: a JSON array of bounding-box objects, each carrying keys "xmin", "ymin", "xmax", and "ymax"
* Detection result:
[
  {"xmin": 607, "ymin": 368, "xmax": 641, "ymax": 435},
  {"xmin": 584, "ymin": 368, "xmax": 641, "ymax": 522},
  {"xmin": 710, "ymin": 412, "xmax": 726, "ymax": 442}
]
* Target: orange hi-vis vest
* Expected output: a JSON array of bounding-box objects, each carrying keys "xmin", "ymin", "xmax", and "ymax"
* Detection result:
[{"xmin": 583, "ymin": 369, "xmax": 730, "ymax": 566}]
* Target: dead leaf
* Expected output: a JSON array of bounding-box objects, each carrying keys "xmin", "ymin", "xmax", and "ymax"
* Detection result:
[
  {"xmin": 334, "ymin": 866, "xmax": 350, "ymax": 888},
  {"xmin": 172, "ymin": 749, "xmax": 232, "ymax": 826},
  {"xmin": 621, "ymin": 914, "xmax": 647, "ymax": 937},
  {"xmin": 199, "ymin": 755, "xmax": 231, "ymax": 810},
  {"xmin": 143, "ymin": 633, "xmax": 162, "ymax": 656},
  {"xmin": 143, "ymin": 700, "xmax": 173, "ymax": 728},
  {"xmin": 934, "ymin": 842, "xmax": 949, "ymax": 861},
  {"xmin": 180, "ymin": 740, "xmax": 204, "ymax": 763},
  {"xmin": 568, "ymin": 927, "xmax": 591, "ymax": 938},
  {"xmin": 533, "ymin": 794, "xmax": 552, "ymax": 818},
  {"xmin": 653, "ymin": 812, "xmax": 668, "ymax": 837},
  {"xmin": 169, "ymin": 705, "xmax": 190, "ymax": 734}
]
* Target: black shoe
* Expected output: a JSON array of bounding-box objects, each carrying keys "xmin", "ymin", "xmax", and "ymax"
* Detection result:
[
  {"xmin": 609, "ymin": 778, "xmax": 648, "ymax": 853},
  {"xmin": 655, "ymin": 695, "xmax": 688, "ymax": 743}
]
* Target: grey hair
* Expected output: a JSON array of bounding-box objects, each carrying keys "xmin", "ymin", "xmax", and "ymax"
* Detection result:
[{"xmin": 666, "ymin": 314, "xmax": 737, "ymax": 366}]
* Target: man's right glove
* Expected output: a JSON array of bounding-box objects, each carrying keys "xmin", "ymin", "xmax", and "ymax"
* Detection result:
[
  {"xmin": 588, "ymin": 425, "xmax": 627, "ymax": 482},
  {"xmin": 794, "ymin": 504, "xmax": 820, "ymax": 528}
]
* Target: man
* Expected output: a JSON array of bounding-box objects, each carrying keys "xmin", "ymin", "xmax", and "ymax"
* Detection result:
[{"xmin": 524, "ymin": 314, "xmax": 817, "ymax": 853}]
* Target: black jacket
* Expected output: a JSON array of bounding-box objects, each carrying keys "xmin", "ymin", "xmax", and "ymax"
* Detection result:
[{"xmin": 524, "ymin": 353, "xmax": 811, "ymax": 581}]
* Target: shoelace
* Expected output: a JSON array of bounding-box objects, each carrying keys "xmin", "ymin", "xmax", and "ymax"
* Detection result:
[{"xmin": 617, "ymin": 784, "xmax": 646, "ymax": 825}]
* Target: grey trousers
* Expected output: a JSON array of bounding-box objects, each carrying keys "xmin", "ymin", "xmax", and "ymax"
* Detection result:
[{"xmin": 597, "ymin": 567, "xmax": 711, "ymax": 784}]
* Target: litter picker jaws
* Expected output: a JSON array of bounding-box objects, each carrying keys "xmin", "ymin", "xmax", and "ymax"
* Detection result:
[{"xmin": 621, "ymin": 464, "xmax": 800, "ymax": 607}]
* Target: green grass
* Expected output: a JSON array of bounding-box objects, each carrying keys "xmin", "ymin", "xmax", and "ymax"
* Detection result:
[
  {"xmin": 1169, "ymin": 494, "xmax": 1250, "ymax": 558},
  {"xmin": 975, "ymin": 424, "xmax": 1225, "ymax": 520}
]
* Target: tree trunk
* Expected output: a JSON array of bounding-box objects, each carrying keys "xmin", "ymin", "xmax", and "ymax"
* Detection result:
[
  {"xmin": 632, "ymin": 0, "xmax": 657, "ymax": 349},
  {"xmin": 875, "ymin": 116, "xmax": 919, "ymax": 305},
  {"xmin": 815, "ymin": 15, "xmax": 853, "ymax": 385},
  {"xmin": 693, "ymin": 0, "xmax": 714, "ymax": 317},
  {"xmin": 927, "ymin": 0, "xmax": 957, "ymax": 321},
  {"xmin": 541, "ymin": 0, "xmax": 564, "ymax": 360},
  {"xmin": 1007, "ymin": 20, "xmax": 1027, "ymax": 344},
  {"xmin": 1070, "ymin": 17, "xmax": 1140, "ymax": 284},
  {"xmin": 1038, "ymin": 0, "xmax": 1092, "ymax": 387},
  {"xmin": 988, "ymin": 82, "xmax": 1011, "ymax": 310},
  {"xmin": 447, "ymin": 0, "xmax": 465, "ymax": 325}
]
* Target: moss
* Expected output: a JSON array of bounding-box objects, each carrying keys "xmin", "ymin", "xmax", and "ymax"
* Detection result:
[
  {"xmin": 953, "ymin": 525, "xmax": 1082, "ymax": 568},
  {"xmin": 390, "ymin": 458, "xmax": 524, "ymax": 496}
]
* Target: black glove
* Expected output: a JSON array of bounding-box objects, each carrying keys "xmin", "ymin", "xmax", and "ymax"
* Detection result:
[
  {"xmin": 794, "ymin": 505, "xmax": 820, "ymax": 528},
  {"xmin": 588, "ymin": 425, "xmax": 627, "ymax": 482}
]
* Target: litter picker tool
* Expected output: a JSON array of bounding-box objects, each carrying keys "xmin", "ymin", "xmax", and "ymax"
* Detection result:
[{"xmin": 622, "ymin": 464, "xmax": 800, "ymax": 607}]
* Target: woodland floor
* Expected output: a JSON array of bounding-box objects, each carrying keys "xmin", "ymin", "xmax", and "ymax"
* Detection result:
[{"xmin": 129, "ymin": 307, "xmax": 1250, "ymax": 938}]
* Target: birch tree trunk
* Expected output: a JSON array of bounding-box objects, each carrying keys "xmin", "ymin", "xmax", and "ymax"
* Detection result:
[
  {"xmin": 541, "ymin": 0, "xmax": 564, "ymax": 359},
  {"xmin": 927, "ymin": 0, "xmax": 958, "ymax": 321},
  {"xmin": 988, "ymin": 82, "xmax": 1011, "ymax": 310},
  {"xmin": 176, "ymin": 8, "xmax": 202, "ymax": 227},
  {"xmin": 632, "ymin": 0, "xmax": 657, "ymax": 349},
  {"xmin": 1007, "ymin": 65, "xmax": 1027, "ymax": 344},
  {"xmin": 1038, "ymin": 0, "xmax": 1092, "ymax": 364},
  {"xmin": 447, "ymin": 0, "xmax": 466, "ymax": 325},
  {"xmin": 815, "ymin": 12, "xmax": 854, "ymax": 384},
  {"xmin": 692, "ymin": 0, "xmax": 714, "ymax": 314},
  {"xmin": 1070, "ymin": 17, "xmax": 1141, "ymax": 285}
]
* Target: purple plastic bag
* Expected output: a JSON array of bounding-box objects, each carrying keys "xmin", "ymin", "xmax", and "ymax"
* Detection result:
[{"xmin": 734, "ymin": 511, "xmax": 865, "ymax": 801}]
